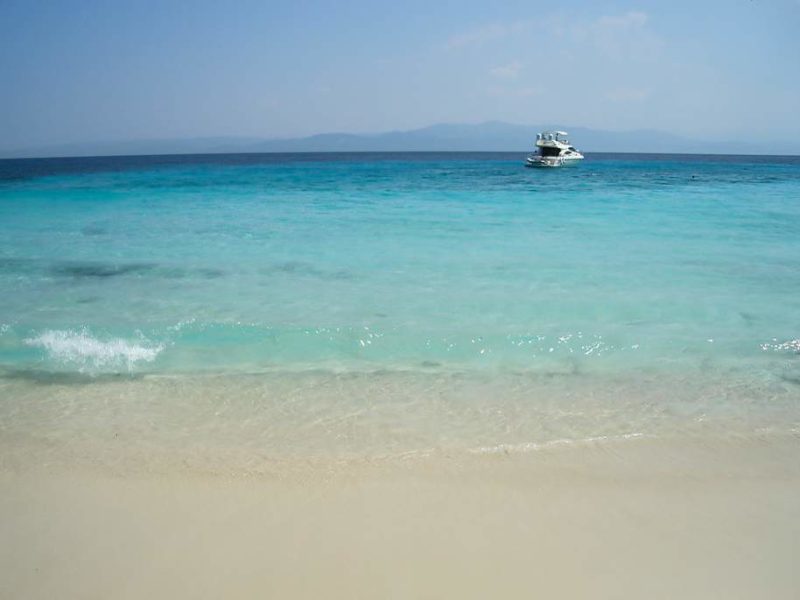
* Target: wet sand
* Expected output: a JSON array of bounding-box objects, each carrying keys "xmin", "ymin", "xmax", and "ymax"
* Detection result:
[{"xmin": 2, "ymin": 435, "xmax": 799, "ymax": 599}]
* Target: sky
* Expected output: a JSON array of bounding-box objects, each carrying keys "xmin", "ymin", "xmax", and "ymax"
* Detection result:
[{"xmin": 1, "ymin": 0, "xmax": 799, "ymax": 151}]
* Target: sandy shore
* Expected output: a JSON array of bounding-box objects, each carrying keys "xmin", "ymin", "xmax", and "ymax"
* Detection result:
[{"xmin": 1, "ymin": 435, "xmax": 799, "ymax": 599}]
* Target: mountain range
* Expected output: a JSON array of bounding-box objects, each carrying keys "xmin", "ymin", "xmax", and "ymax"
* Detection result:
[{"xmin": 2, "ymin": 121, "xmax": 797, "ymax": 158}]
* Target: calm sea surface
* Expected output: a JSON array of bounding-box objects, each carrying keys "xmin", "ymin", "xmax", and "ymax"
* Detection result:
[{"xmin": 1, "ymin": 152, "xmax": 799, "ymax": 461}]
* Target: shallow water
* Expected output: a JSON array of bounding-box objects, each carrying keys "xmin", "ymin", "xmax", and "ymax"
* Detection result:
[{"xmin": 1, "ymin": 152, "xmax": 799, "ymax": 460}]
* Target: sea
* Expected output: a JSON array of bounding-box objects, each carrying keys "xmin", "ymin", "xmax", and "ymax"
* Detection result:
[{"xmin": 1, "ymin": 152, "xmax": 799, "ymax": 468}]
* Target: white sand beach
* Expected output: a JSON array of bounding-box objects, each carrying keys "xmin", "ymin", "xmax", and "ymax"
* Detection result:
[{"xmin": 2, "ymin": 434, "xmax": 798, "ymax": 599}]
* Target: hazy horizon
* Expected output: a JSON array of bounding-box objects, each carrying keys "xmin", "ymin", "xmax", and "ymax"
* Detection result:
[
  {"xmin": 3, "ymin": 120, "xmax": 800, "ymax": 159},
  {"xmin": 1, "ymin": 1, "xmax": 799, "ymax": 154}
]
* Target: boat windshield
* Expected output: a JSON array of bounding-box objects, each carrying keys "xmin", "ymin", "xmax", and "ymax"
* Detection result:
[{"xmin": 540, "ymin": 146, "xmax": 562, "ymax": 157}]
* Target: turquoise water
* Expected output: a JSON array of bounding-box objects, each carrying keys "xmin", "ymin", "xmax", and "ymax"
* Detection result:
[{"xmin": 1, "ymin": 152, "xmax": 799, "ymax": 459}]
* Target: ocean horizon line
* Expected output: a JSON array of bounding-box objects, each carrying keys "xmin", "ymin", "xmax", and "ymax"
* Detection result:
[{"xmin": 3, "ymin": 149, "xmax": 800, "ymax": 163}]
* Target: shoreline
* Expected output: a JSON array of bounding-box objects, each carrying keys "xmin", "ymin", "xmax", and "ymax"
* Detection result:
[{"xmin": 2, "ymin": 366, "xmax": 798, "ymax": 477}]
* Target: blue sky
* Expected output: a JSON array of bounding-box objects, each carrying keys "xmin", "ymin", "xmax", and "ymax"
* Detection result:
[{"xmin": 1, "ymin": 0, "xmax": 799, "ymax": 149}]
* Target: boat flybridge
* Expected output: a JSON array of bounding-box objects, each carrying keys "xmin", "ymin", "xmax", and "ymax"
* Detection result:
[{"xmin": 525, "ymin": 131, "xmax": 584, "ymax": 167}]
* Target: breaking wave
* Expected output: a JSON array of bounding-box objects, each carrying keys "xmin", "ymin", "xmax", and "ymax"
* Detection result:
[{"xmin": 24, "ymin": 329, "xmax": 164, "ymax": 372}]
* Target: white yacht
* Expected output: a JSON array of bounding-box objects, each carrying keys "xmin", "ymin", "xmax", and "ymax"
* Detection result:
[{"xmin": 525, "ymin": 131, "xmax": 584, "ymax": 167}]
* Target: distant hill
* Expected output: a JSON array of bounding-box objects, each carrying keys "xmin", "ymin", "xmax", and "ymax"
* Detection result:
[{"xmin": 2, "ymin": 121, "xmax": 797, "ymax": 158}]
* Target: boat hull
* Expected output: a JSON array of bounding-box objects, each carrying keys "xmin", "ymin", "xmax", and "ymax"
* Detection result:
[{"xmin": 525, "ymin": 155, "xmax": 584, "ymax": 168}]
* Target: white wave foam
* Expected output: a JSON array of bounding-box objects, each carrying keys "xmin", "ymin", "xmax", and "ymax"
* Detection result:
[
  {"xmin": 166, "ymin": 317, "xmax": 197, "ymax": 333},
  {"xmin": 24, "ymin": 329, "xmax": 164, "ymax": 371},
  {"xmin": 469, "ymin": 432, "xmax": 648, "ymax": 456},
  {"xmin": 761, "ymin": 338, "xmax": 800, "ymax": 353}
]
